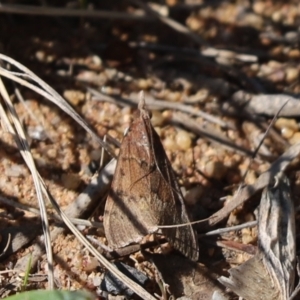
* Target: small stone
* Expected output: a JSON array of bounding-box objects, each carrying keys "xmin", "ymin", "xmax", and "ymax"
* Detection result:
[
  {"xmin": 186, "ymin": 15, "xmax": 203, "ymax": 31},
  {"xmin": 82, "ymin": 256, "xmax": 99, "ymax": 272},
  {"xmin": 241, "ymin": 228, "xmax": 255, "ymax": 244},
  {"xmin": 35, "ymin": 50, "xmax": 46, "ymax": 62},
  {"xmin": 163, "ymin": 135, "xmax": 177, "ymax": 151},
  {"xmin": 285, "ymin": 67, "xmax": 299, "ymax": 83},
  {"xmin": 272, "ymin": 11, "xmax": 282, "ymax": 22},
  {"xmin": 46, "ymin": 148, "xmax": 58, "ymax": 159},
  {"xmin": 150, "ymin": 111, "xmax": 164, "ymax": 127},
  {"xmin": 245, "ymin": 170, "xmax": 257, "ymax": 185},
  {"xmin": 91, "ymin": 55, "xmax": 102, "ymax": 66},
  {"xmin": 175, "ymin": 130, "xmax": 192, "ymax": 151},
  {"xmin": 275, "ymin": 118, "xmax": 298, "ymax": 132},
  {"xmin": 281, "ymin": 127, "xmax": 294, "ymax": 139},
  {"xmin": 63, "ymin": 90, "xmax": 85, "ymax": 106},
  {"xmin": 165, "ymin": 91, "xmax": 181, "ymax": 102},
  {"xmin": 204, "ymin": 160, "xmax": 226, "ymax": 180},
  {"xmin": 288, "ymin": 49, "xmax": 300, "ymax": 59},
  {"xmin": 5, "ymin": 164, "xmax": 26, "ymax": 177},
  {"xmin": 289, "ymin": 132, "xmax": 300, "ymax": 145},
  {"xmin": 253, "ymin": 2, "xmax": 265, "ymax": 14},
  {"xmin": 137, "ymin": 78, "xmax": 151, "ymax": 90}
]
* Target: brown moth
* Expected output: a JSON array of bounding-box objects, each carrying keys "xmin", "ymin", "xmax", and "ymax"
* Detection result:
[{"xmin": 103, "ymin": 93, "xmax": 199, "ymax": 261}]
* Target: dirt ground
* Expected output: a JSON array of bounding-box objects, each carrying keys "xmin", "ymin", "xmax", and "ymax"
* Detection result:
[{"xmin": 0, "ymin": 0, "xmax": 300, "ymax": 299}]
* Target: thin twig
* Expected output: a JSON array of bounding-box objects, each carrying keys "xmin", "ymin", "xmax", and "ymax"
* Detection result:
[
  {"xmin": 0, "ymin": 77, "xmax": 54, "ymax": 289},
  {"xmin": 0, "ymin": 195, "xmax": 103, "ymax": 228},
  {"xmin": 199, "ymin": 221, "xmax": 257, "ymax": 237},
  {"xmin": 0, "ymin": 3, "xmax": 153, "ymax": 21},
  {"xmin": 89, "ymin": 88, "xmax": 235, "ymax": 130}
]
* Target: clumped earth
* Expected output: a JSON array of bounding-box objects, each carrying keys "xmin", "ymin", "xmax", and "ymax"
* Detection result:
[{"xmin": 0, "ymin": 0, "xmax": 300, "ymax": 299}]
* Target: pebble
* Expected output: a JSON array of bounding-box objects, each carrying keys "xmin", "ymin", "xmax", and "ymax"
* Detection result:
[
  {"xmin": 253, "ymin": 1, "xmax": 265, "ymax": 15},
  {"xmin": 163, "ymin": 135, "xmax": 177, "ymax": 151},
  {"xmin": 175, "ymin": 130, "xmax": 192, "ymax": 151},
  {"xmin": 150, "ymin": 111, "xmax": 164, "ymax": 127},
  {"xmin": 275, "ymin": 118, "xmax": 298, "ymax": 133},
  {"xmin": 281, "ymin": 127, "xmax": 294, "ymax": 139},
  {"xmin": 288, "ymin": 49, "xmax": 300, "ymax": 59},
  {"xmin": 272, "ymin": 10, "xmax": 282, "ymax": 22},
  {"xmin": 289, "ymin": 132, "xmax": 300, "ymax": 145},
  {"xmin": 258, "ymin": 61, "xmax": 284, "ymax": 82},
  {"xmin": 46, "ymin": 148, "xmax": 58, "ymax": 159},
  {"xmin": 241, "ymin": 228, "xmax": 255, "ymax": 244},
  {"xmin": 91, "ymin": 55, "xmax": 102, "ymax": 66},
  {"xmin": 82, "ymin": 256, "xmax": 99, "ymax": 272},
  {"xmin": 63, "ymin": 90, "xmax": 85, "ymax": 106},
  {"xmin": 165, "ymin": 90, "xmax": 181, "ymax": 102},
  {"xmin": 35, "ymin": 50, "xmax": 46, "ymax": 62},
  {"xmin": 285, "ymin": 67, "xmax": 299, "ymax": 83},
  {"xmin": 244, "ymin": 170, "xmax": 257, "ymax": 185},
  {"xmin": 137, "ymin": 78, "xmax": 152, "ymax": 90},
  {"xmin": 204, "ymin": 160, "xmax": 226, "ymax": 180},
  {"xmin": 5, "ymin": 164, "xmax": 26, "ymax": 177},
  {"xmin": 186, "ymin": 15, "xmax": 203, "ymax": 31}
]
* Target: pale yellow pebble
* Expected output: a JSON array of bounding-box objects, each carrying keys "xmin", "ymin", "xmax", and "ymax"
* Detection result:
[
  {"xmin": 91, "ymin": 55, "xmax": 102, "ymax": 66},
  {"xmin": 253, "ymin": 2, "xmax": 265, "ymax": 14},
  {"xmin": 163, "ymin": 136, "xmax": 177, "ymax": 151},
  {"xmin": 289, "ymin": 132, "xmax": 300, "ymax": 145},
  {"xmin": 204, "ymin": 160, "xmax": 226, "ymax": 180},
  {"xmin": 285, "ymin": 67, "xmax": 299, "ymax": 83},
  {"xmin": 151, "ymin": 111, "xmax": 164, "ymax": 127},
  {"xmin": 137, "ymin": 78, "xmax": 151, "ymax": 90},
  {"xmin": 35, "ymin": 50, "xmax": 46, "ymax": 62},
  {"xmin": 272, "ymin": 10, "xmax": 282, "ymax": 22},
  {"xmin": 281, "ymin": 127, "xmax": 294, "ymax": 139},
  {"xmin": 186, "ymin": 15, "xmax": 203, "ymax": 31},
  {"xmin": 275, "ymin": 117, "xmax": 298, "ymax": 131},
  {"xmin": 46, "ymin": 148, "xmax": 57, "ymax": 159},
  {"xmin": 175, "ymin": 130, "xmax": 192, "ymax": 151},
  {"xmin": 244, "ymin": 170, "xmax": 257, "ymax": 185},
  {"xmin": 63, "ymin": 90, "xmax": 85, "ymax": 106},
  {"xmin": 165, "ymin": 91, "xmax": 181, "ymax": 102},
  {"xmin": 241, "ymin": 228, "xmax": 255, "ymax": 244}
]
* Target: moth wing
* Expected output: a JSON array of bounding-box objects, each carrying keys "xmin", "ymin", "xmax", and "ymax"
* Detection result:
[
  {"xmin": 149, "ymin": 128, "xmax": 199, "ymax": 261},
  {"xmin": 103, "ymin": 126, "xmax": 158, "ymax": 249}
]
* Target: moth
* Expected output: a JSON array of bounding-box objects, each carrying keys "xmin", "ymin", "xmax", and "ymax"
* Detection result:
[{"xmin": 103, "ymin": 93, "xmax": 199, "ymax": 261}]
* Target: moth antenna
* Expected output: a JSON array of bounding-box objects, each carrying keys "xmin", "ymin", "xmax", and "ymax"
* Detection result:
[
  {"xmin": 138, "ymin": 90, "xmax": 146, "ymax": 110},
  {"xmin": 138, "ymin": 90, "xmax": 152, "ymax": 118}
]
